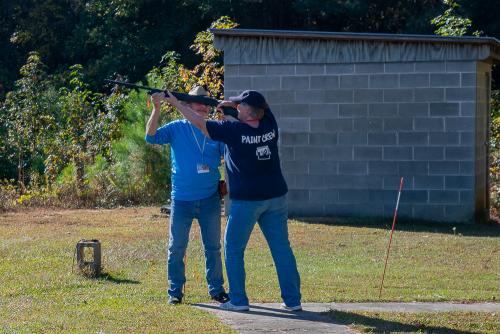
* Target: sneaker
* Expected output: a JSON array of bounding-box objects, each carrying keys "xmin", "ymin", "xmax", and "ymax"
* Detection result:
[
  {"xmin": 211, "ymin": 292, "xmax": 230, "ymax": 303},
  {"xmin": 281, "ymin": 303, "xmax": 302, "ymax": 311},
  {"xmin": 219, "ymin": 301, "xmax": 249, "ymax": 311},
  {"xmin": 168, "ymin": 296, "xmax": 182, "ymax": 305}
]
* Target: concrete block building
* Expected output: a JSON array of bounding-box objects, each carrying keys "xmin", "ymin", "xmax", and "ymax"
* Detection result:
[{"xmin": 212, "ymin": 29, "xmax": 500, "ymax": 222}]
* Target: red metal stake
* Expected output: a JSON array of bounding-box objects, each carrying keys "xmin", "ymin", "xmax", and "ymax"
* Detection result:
[{"xmin": 379, "ymin": 177, "xmax": 404, "ymax": 299}]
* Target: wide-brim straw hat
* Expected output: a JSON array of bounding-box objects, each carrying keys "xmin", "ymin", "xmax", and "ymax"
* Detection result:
[{"xmin": 188, "ymin": 86, "xmax": 209, "ymax": 96}]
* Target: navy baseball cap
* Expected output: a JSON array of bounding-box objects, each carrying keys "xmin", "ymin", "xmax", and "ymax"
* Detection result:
[{"xmin": 229, "ymin": 90, "xmax": 267, "ymax": 109}]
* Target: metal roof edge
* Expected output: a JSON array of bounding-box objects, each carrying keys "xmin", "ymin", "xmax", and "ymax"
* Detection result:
[{"xmin": 210, "ymin": 28, "xmax": 500, "ymax": 46}]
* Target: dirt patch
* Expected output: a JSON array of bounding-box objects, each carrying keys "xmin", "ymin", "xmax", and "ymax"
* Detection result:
[{"xmin": 0, "ymin": 207, "xmax": 160, "ymax": 227}]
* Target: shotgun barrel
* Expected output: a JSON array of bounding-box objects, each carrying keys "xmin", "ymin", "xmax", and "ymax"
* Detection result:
[{"xmin": 105, "ymin": 79, "xmax": 238, "ymax": 118}]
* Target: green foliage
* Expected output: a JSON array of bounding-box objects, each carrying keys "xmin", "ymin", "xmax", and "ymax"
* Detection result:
[
  {"xmin": 107, "ymin": 86, "xmax": 172, "ymax": 205},
  {"xmin": 56, "ymin": 163, "xmax": 76, "ymax": 186},
  {"xmin": 54, "ymin": 155, "xmax": 130, "ymax": 208},
  {"xmin": 490, "ymin": 90, "xmax": 500, "ymax": 210},
  {"xmin": 44, "ymin": 66, "xmax": 128, "ymax": 207},
  {"xmin": 0, "ymin": 52, "xmax": 126, "ymax": 208},
  {"xmin": 0, "ymin": 107, "xmax": 18, "ymax": 180},
  {"xmin": 190, "ymin": 16, "xmax": 238, "ymax": 99},
  {"xmin": 0, "ymin": 16, "xmax": 239, "ymax": 209},
  {"xmin": 145, "ymin": 16, "xmax": 238, "ymax": 104},
  {"xmin": 293, "ymin": 0, "xmax": 442, "ymax": 33},
  {"xmin": 48, "ymin": 64, "xmax": 123, "ymax": 190},
  {"xmin": 147, "ymin": 52, "xmax": 191, "ymax": 96},
  {"xmin": 0, "ymin": 180, "xmax": 17, "ymax": 212},
  {"xmin": 0, "ymin": 52, "xmax": 58, "ymax": 191},
  {"xmin": 191, "ymin": 16, "xmax": 238, "ymax": 63},
  {"xmin": 431, "ymin": 0, "xmax": 480, "ymax": 36},
  {"xmin": 491, "ymin": 91, "xmax": 500, "ymax": 143}
]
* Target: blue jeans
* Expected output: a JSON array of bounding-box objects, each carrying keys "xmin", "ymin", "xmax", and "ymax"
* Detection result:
[
  {"xmin": 167, "ymin": 191, "xmax": 224, "ymax": 298},
  {"xmin": 224, "ymin": 195, "xmax": 301, "ymax": 307}
]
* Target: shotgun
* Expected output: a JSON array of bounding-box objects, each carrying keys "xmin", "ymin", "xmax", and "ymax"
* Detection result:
[{"xmin": 105, "ymin": 79, "xmax": 238, "ymax": 118}]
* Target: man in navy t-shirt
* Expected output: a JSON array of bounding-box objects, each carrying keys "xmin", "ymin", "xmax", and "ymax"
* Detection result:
[
  {"xmin": 162, "ymin": 89, "xmax": 302, "ymax": 312},
  {"xmin": 146, "ymin": 86, "xmax": 229, "ymax": 305}
]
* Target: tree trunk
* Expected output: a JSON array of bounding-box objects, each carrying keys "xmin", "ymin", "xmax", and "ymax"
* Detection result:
[
  {"xmin": 17, "ymin": 151, "xmax": 26, "ymax": 194},
  {"xmin": 75, "ymin": 159, "xmax": 85, "ymax": 192}
]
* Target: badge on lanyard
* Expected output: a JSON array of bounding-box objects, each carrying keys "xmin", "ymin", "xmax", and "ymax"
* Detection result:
[
  {"xmin": 190, "ymin": 124, "xmax": 209, "ymax": 174},
  {"xmin": 197, "ymin": 163, "xmax": 210, "ymax": 174}
]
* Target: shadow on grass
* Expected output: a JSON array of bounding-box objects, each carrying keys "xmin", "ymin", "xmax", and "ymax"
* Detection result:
[
  {"xmin": 294, "ymin": 216, "xmax": 500, "ymax": 237},
  {"xmin": 329, "ymin": 310, "xmax": 478, "ymax": 334},
  {"xmin": 98, "ymin": 272, "xmax": 140, "ymax": 284}
]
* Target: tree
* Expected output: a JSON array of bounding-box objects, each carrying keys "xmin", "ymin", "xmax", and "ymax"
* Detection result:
[
  {"xmin": 189, "ymin": 16, "xmax": 238, "ymax": 99},
  {"xmin": 0, "ymin": 52, "xmax": 57, "ymax": 191},
  {"xmin": 431, "ymin": 0, "xmax": 480, "ymax": 36},
  {"xmin": 55, "ymin": 64, "xmax": 121, "ymax": 190}
]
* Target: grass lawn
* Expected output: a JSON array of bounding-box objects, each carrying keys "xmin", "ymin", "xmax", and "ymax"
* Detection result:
[
  {"xmin": 328, "ymin": 310, "xmax": 499, "ymax": 334},
  {"xmin": 1, "ymin": 207, "xmax": 499, "ymax": 333}
]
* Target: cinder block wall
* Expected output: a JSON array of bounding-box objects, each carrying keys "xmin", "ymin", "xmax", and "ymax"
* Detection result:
[{"xmin": 225, "ymin": 60, "xmax": 481, "ymax": 221}]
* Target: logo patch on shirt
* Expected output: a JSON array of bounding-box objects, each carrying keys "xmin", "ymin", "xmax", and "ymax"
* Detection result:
[{"xmin": 256, "ymin": 145, "xmax": 271, "ymax": 160}]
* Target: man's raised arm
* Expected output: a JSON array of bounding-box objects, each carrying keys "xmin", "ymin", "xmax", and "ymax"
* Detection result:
[
  {"xmin": 164, "ymin": 91, "xmax": 210, "ymax": 137},
  {"xmin": 146, "ymin": 92, "xmax": 164, "ymax": 136}
]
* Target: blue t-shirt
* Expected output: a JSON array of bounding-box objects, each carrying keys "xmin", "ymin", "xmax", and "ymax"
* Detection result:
[
  {"xmin": 145, "ymin": 119, "xmax": 224, "ymax": 201},
  {"xmin": 206, "ymin": 109, "xmax": 287, "ymax": 201}
]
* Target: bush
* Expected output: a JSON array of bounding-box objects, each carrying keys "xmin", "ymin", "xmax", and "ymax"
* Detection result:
[
  {"xmin": 490, "ymin": 89, "xmax": 500, "ymax": 213},
  {"xmin": 54, "ymin": 159, "xmax": 124, "ymax": 208},
  {"xmin": 0, "ymin": 180, "xmax": 17, "ymax": 212},
  {"xmin": 108, "ymin": 87, "xmax": 172, "ymax": 205},
  {"xmin": 0, "ymin": 177, "xmax": 61, "ymax": 210}
]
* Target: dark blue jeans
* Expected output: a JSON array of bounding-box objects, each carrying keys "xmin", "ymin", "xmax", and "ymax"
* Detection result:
[
  {"xmin": 224, "ymin": 195, "xmax": 301, "ymax": 307},
  {"xmin": 167, "ymin": 192, "xmax": 224, "ymax": 298}
]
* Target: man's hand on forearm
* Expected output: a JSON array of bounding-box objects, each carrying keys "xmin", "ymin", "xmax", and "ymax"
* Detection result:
[
  {"xmin": 216, "ymin": 100, "xmax": 237, "ymax": 112},
  {"xmin": 146, "ymin": 92, "xmax": 165, "ymax": 136},
  {"xmin": 164, "ymin": 90, "xmax": 210, "ymax": 137}
]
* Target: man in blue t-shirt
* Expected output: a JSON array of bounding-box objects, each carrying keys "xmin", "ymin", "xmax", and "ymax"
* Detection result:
[
  {"xmin": 161, "ymin": 89, "xmax": 302, "ymax": 312},
  {"xmin": 145, "ymin": 86, "xmax": 228, "ymax": 305}
]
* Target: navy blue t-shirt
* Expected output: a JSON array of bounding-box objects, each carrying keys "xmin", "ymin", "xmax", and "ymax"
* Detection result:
[{"xmin": 206, "ymin": 109, "xmax": 288, "ymax": 201}]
